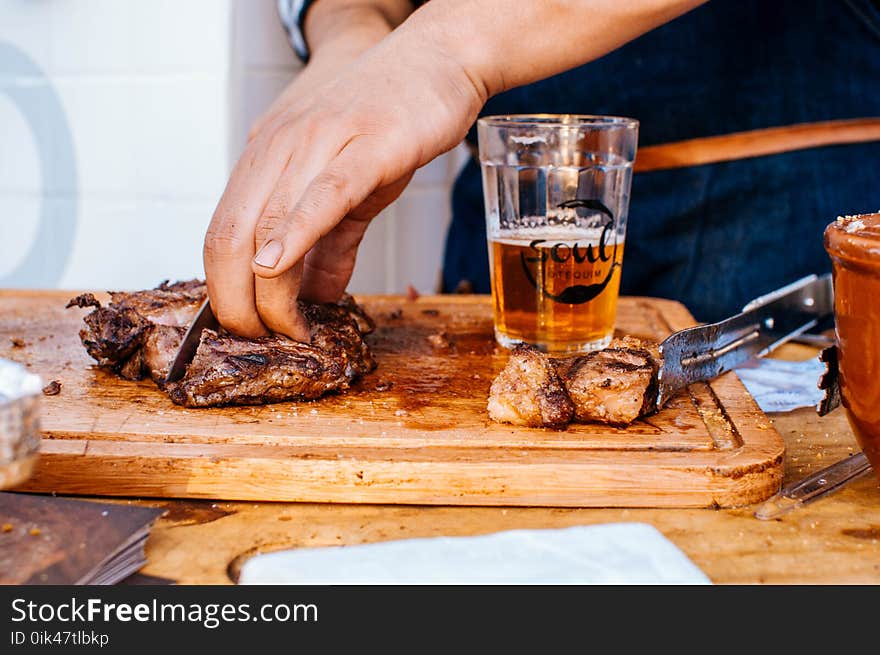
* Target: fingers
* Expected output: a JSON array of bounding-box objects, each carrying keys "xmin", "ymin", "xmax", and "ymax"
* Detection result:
[
  {"xmin": 299, "ymin": 173, "xmax": 412, "ymax": 302},
  {"xmin": 253, "ymin": 260, "xmax": 311, "ymax": 341},
  {"xmin": 252, "ymin": 138, "xmax": 406, "ymax": 281},
  {"xmin": 299, "ymin": 219, "xmax": 370, "ymax": 303},
  {"xmin": 203, "ymin": 124, "xmax": 299, "ymax": 337},
  {"xmin": 251, "ymin": 147, "xmax": 329, "ymax": 340}
]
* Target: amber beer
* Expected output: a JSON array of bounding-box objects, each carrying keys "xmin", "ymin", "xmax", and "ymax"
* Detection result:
[{"xmin": 489, "ymin": 230, "xmax": 624, "ymax": 354}]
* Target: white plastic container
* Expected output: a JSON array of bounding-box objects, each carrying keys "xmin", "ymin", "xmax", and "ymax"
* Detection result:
[{"xmin": 0, "ymin": 358, "xmax": 42, "ymax": 488}]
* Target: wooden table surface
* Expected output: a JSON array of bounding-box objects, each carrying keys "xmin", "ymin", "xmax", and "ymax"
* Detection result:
[{"xmin": 101, "ymin": 340, "xmax": 873, "ymax": 586}]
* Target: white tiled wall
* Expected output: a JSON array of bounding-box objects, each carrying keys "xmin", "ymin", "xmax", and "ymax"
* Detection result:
[{"xmin": 0, "ymin": 0, "xmax": 468, "ymax": 294}]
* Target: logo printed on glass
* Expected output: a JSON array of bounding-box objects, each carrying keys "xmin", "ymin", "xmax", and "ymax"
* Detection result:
[{"xmin": 519, "ymin": 198, "xmax": 619, "ymax": 305}]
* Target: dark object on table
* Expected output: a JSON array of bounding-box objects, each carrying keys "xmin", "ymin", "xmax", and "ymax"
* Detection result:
[
  {"xmin": 754, "ymin": 451, "xmax": 872, "ymax": 520},
  {"xmin": 65, "ymin": 292, "xmax": 101, "ymax": 309},
  {"xmin": 816, "ymin": 345, "xmax": 841, "ymax": 416},
  {"xmin": 67, "ymin": 280, "xmax": 376, "ymax": 407},
  {"xmin": 119, "ymin": 572, "xmax": 176, "ymax": 585},
  {"xmin": 41, "ymin": 380, "xmax": 61, "ymax": 396},
  {"xmin": 0, "ymin": 492, "xmax": 163, "ymax": 585}
]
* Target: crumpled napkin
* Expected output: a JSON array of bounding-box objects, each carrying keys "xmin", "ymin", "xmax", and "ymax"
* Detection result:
[
  {"xmin": 237, "ymin": 523, "xmax": 711, "ymax": 585},
  {"xmin": 734, "ymin": 357, "xmax": 825, "ymax": 413}
]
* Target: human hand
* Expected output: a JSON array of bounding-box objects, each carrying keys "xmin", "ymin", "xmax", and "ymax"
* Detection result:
[{"xmin": 204, "ymin": 27, "xmax": 485, "ymax": 341}]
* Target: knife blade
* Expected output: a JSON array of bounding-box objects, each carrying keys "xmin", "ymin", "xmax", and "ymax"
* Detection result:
[
  {"xmin": 164, "ymin": 299, "xmax": 219, "ymax": 385},
  {"xmin": 753, "ymin": 451, "xmax": 872, "ymax": 520},
  {"xmin": 656, "ymin": 273, "xmax": 833, "ymax": 406}
]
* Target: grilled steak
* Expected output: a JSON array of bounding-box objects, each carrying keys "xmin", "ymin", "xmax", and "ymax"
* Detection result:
[
  {"xmin": 487, "ymin": 344, "xmax": 575, "ymax": 429},
  {"xmin": 488, "ymin": 337, "xmax": 662, "ymax": 429},
  {"xmin": 69, "ymin": 280, "xmax": 376, "ymax": 407}
]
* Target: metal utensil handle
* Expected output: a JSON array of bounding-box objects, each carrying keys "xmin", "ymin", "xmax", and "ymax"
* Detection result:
[
  {"xmin": 657, "ymin": 274, "xmax": 833, "ymax": 404},
  {"xmin": 754, "ymin": 452, "xmax": 873, "ymax": 520}
]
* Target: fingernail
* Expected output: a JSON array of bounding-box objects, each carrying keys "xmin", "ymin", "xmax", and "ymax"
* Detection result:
[{"xmin": 253, "ymin": 240, "xmax": 283, "ymax": 268}]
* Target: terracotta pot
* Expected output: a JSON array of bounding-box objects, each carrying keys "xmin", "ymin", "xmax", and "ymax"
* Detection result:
[{"xmin": 825, "ymin": 212, "xmax": 880, "ymax": 482}]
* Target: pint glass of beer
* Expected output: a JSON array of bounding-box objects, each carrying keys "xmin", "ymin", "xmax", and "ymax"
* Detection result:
[{"xmin": 478, "ymin": 115, "xmax": 638, "ymax": 354}]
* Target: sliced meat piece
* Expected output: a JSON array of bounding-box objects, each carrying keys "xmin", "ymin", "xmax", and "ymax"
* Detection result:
[
  {"xmin": 301, "ymin": 298, "xmax": 377, "ymax": 379},
  {"xmin": 65, "ymin": 293, "xmax": 101, "ymax": 309},
  {"xmin": 117, "ymin": 348, "xmax": 146, "ymax": 381},
  {"xmin": 328, "ymin": 293, "xmax": 376, "ymax": 335},
  {"xmin": 487, "ymin": 344, "xmax": 574, "ymax": 429},
  {"xmin": 142, "ymin": 324, "xmax": 188, "ymax": 383},
  {"xmin": 108, "ymin": 279, "xmax": 205, "ymax": 327},
  {"xmin": 558, "ymin": 337, "xmax": 661, "ymax": 426},
  {"xmin": 72, "ymin": 280, "xmax": 204, "ymax": 380},
  {"xmin": 487, "ymin": 337, "xmax": 663, "ymax": 429}
]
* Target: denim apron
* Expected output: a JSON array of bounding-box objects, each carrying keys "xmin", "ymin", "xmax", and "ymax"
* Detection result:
[{"xmin": 442, "ymin": 0, "xmax": 880, "ymax": 321}]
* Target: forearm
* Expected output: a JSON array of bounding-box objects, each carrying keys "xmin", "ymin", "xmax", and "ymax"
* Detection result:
[
  {"xmin": 397, "ymin": 0, "xmax": 707, "ymax": 100},
  {"xmin": 304, "ymin": 0, "xmax": 416, "ymax": 56}
]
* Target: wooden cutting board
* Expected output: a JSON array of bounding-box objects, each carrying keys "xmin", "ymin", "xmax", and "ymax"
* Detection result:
[{"xmin": 1, "ymin": 290, "xmax": 784, "ymax": 508}]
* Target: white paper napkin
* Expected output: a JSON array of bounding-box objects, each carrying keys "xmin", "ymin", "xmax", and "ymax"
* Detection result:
[
  {"xmin": 238, "ymin": 523, "xmax": 711, "ymax": 585},
  {"xmin": 734, "ymin": 357, "xmax": 825, "ymax": 413}
]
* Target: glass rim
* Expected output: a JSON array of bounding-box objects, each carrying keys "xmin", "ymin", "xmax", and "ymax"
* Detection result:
[{"xmin": 477, "ymin": 114, "xmax": 639, "ymax": 129}]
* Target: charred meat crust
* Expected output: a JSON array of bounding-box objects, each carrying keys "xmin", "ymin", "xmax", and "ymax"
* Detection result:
[
  {"xmin": 65, "ymin": 293, "xmax": 101, "ymax": 309},
  {"xmin": 164, "ymin": 326, "xmax": 373, "ymax": 407},
  {"xmin": 108, "ymin": 279, "xmax": 206, "ymax": 327},
  {"xmin": 80, "ymin": 306, "xmax": 151, "ymax": 373},
  {"xmin": 166, "ymin": 304, "xmax": 377, "ymax": 407},
  {"xmin": 68, "ymin": 280, "xmax": 376, "ymax": 407},
  {"xmin": 559, "ymin": 343, "xmax": 661, "ymax": 427},
  {"xmin": 487, "ymin": 344, "xmax": 575, "ymax": 430},
  {"xmin": 323, "ymin": 293, "xmax": 376, "ymax": 335}
]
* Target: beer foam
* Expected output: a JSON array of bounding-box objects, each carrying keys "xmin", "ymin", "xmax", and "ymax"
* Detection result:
[{"xmin": 492, "ymin": 222, "xmax": 623, "ymax": 245}]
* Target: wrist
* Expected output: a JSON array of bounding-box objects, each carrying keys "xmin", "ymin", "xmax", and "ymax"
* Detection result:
[
  {"xmin": 304, "ymin": 2, "xmax": 403, "ymax": 57},
  {"xmin": 393, "ymin": 2, "xmax": 497, "ymax": 101}
]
